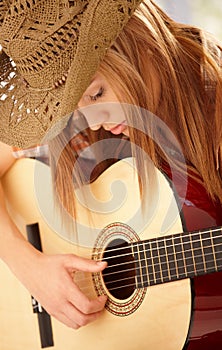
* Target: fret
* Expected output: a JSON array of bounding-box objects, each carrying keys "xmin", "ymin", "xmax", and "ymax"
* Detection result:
[
  {"xmin": 189, "ymin": 232, "xmax": 197, "ymax": 274},
  {"xmin": 190, "ymin": 232, "xmax": 205, "ymax": 275},
  {"xmin": 138, "ymin": 242, "xmax": 148, "ymax": 287},
  {"xmin": 165, "ymin": 236, "xmax": 177, "ymax": 281},
  {"xmin": 181, "ymin": 234, "xmax": 195, "ymax": 276},
  {"xmin": 172, "ymin": 236, "xmax": 179, "ymax": 278},
  {"xmin": 132, "ymin": 243, "xmax": 143, "ymax": 289},
  {"xmin": 158, "ymin": 238, "xmax": 171, "ymax": 283},
  {"xmin": 150, "ymin": 239, "xmax": 163, "ymax": 285},
  {"xmin": 179, "ymin": 234, "xmax": 188, "ymax": 277},
  {"xmin": 163, "ymin": 236, "xmax": 171, "ymax": 281},
  {"xmin": 201, "ymin": 231, "xmax": 215, "ymax": 273},
  {"xmin": 211, "ymin": 229, "xmax": 222, "ymax": 270},
  {"xmin": 210, "ymin": 229, "xmax": 218, "ymax": 271},
  {"xmin": 143, "ymin": 241, "xmax": 155, "ymax": 287},
  {"xmin": 142, "ymin": 241, "xmax": 150, "ymax": 286},
  {"xmin": 155, "ymin": 239, "xmax": 164, "ymax": 282},
  {"xmin": 199, "ymin": 231, "xmax": 207, "ymax": 273},
  {"xmin": 173, "ymin": 235, "xmax": 187, "ymax": 279}
]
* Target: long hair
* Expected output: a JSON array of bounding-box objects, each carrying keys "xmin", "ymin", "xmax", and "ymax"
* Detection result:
[{"xmin": 49, "ymin": 0, "xmax": 222, "ymax": 220}]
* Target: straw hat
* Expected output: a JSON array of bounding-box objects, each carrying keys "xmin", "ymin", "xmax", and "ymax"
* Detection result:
[{"xmin": 0, "ymin": 0, "xmax": 142, "ymax": 148}]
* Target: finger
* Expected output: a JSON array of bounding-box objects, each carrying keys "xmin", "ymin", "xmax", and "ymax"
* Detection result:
[
  {"xmin": 62, "ymin": 301, "xmax": 105, "ymax": 329},
  {"xmin": 54, "ymin": 312, "xmax": 80, "ymax": 330},
  {"xmin": 68, "ymin": 281, "xmax": 107, "ymax": 314},
  {"xmin": 53, "ymin": 310, "xmax": 82, "ymax": 330},
  {"xmin": 64, "ymin": 254, "xmax": 107, "ymax": 273},
  {"xmin": 57, "ymin": 269, "xmax": 107, "ymax": 315}
]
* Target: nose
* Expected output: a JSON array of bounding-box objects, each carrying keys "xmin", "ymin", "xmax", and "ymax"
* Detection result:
[{"xmin": 77, "ymin": 103, "xmax": 110, "ymax": 131}]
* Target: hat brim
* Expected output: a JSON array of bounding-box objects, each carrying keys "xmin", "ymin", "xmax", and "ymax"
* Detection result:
[{"xmin": 0, "ymin": 0, "xmax": 142, "ymax": 148}]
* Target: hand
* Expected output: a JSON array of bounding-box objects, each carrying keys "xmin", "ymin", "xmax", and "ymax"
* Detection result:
[{"xmin": 12, "ymin": 248, "xmax": 107, "ymax": 329}]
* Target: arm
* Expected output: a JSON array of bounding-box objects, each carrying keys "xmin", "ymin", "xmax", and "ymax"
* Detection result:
[{"xmin": 0, "ymin": 142, "xmax": 107, "ymax": 329}]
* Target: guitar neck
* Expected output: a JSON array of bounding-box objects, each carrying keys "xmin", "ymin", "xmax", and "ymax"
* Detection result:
[{"xmin": 132, "ymin": 226, "xmax": 222, "ymax": 288}]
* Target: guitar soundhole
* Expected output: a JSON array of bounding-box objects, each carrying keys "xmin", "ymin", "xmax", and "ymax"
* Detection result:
[{"xmin": 102, "ymin": 238, "xmax": 136, "ymax": 300}]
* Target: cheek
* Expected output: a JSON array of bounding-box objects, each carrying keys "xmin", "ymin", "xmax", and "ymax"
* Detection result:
[
  {"xmin": 79, "ymin": 105, "xmax": 109, "ymax": 128},
  {"xmin": 108, "ymin": 102, "xmax": 126, "ymax": 121}
]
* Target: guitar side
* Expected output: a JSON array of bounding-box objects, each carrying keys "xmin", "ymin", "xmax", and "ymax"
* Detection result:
[{"xmin": 0, "ymin": 158, "xmax": 191, "ymax": 350}]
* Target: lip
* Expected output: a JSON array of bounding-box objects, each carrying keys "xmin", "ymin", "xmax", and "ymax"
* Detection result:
[{"xmin": 109, "ymin": 121, "xmax": 127, "ymax": 135}]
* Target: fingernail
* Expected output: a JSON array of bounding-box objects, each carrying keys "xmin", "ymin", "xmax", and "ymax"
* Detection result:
[{"xmin": 97, "ymin": 261, "xmax": 107, "ymax": 266}]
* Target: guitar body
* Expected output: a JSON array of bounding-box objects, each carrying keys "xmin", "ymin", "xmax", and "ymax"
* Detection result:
[
  {"xmin": 1, "ymin": 158, "xmax": 191, "ymax": 350},
  {"xmin": 183, "ymin": 201, "xmax": 222, "ymax": 349},
  {"xmin": 1, "ymin": 157, "xmax": 221, "ymax": 349},
  {"xmin": 186, "ymin": 272, "xmax": 222, "ymax": 349}
]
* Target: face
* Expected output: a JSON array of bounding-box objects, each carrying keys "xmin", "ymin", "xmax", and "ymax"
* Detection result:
[{"xmin": 77, "ymin": 72, "xmax": 129, "ymax": 136}]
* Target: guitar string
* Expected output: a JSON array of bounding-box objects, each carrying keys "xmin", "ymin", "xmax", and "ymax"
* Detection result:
[
  {"xmin": 80, "ymin": 249, "xmax": 222, "ymax": 282},
  {"xmin": 75, "ymin": 251, "xmax": 222, "ymax": 293},
  {"xmin": 76, "ymin": 257, "xmax": 222, "ymax": 295},
  {"xmin": 101, "ymin": 241, "xmax": 222, "ymax": 266},
  {"xmin": 92, "ymin": 234, "xmax": 222, "ymax": 265},
  {"xmin": 103, "ymin": 256, "xmax": 222, "ymax": 287},
  {"xmin": 91, "ymin": 227, "xmax": 221, "ymax": 259},
  {"xmin": 73, "ymin": 227, "xmax": 222, "ymax": 294},
  {"xmin": 105, "ymin": 259, "xmax": 222, "ymax": 291},
  {"xmin": 75, "ymin": 235, "xmax": 222, "ymax": 287},
  {"xmin": 102, "ymin": 243, "xmax": 222, "ymax": 272},
  {"xmin": 105, "ymin": 258, "xmax": 222, "ymax": 292}
]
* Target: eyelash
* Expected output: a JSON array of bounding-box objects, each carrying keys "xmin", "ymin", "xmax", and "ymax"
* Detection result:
[{"xmin": 89, "ymin": 87, "xmax": 104, "ymax": 101}]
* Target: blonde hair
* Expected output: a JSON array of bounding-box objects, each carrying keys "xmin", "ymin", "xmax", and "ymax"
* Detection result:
[{"xmin": 50, "ymin": 0, "xmax": 222, "ymax": 219}]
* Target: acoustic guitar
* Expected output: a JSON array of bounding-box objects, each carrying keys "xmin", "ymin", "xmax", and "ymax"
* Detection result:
[{"xmin": 1, "ymin": 157, "xmax": 222, "ymax": 350}]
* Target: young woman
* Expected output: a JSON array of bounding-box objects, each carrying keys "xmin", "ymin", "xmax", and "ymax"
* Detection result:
[
  {"xmin": 50, "ymin": 2, "xmax": 222, "ymax": 224},
  {"xmin": 0, "ymin": 0, "xmax": 221, "ymax": 339}
]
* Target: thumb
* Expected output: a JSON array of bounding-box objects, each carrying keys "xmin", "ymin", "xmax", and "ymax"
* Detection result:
[{"xmin": 64, "ymin": 254, "xmax": 107, "ymax": 273}]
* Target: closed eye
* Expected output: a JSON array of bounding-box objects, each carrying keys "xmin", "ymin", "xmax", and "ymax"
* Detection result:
[{"xmin": 89, "ymin": 87, "xmax": 104, "ymax": 101}]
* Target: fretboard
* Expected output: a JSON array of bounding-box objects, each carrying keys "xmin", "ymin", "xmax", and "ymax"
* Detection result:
[{"xmin": 132, "ymin": 226, "xmax": 222, "ymax": 288}]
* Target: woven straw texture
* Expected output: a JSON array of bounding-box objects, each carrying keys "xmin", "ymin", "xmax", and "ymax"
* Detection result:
[{"xmin": 0, "ymin": 0, "xmax": 142, "ymax": 147}]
